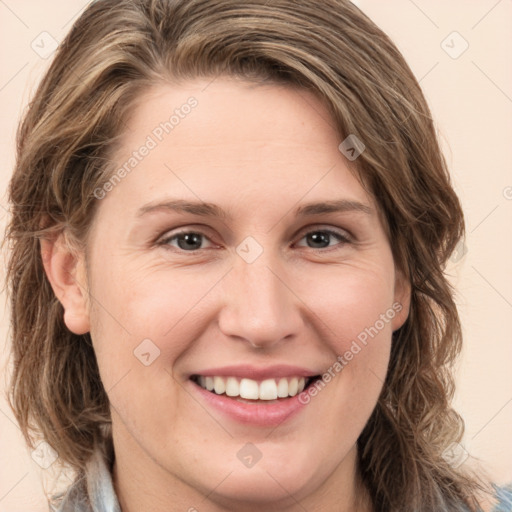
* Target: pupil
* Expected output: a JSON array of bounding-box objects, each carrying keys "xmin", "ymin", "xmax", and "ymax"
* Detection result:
[
  {"xmin": 308, "ymin": 232, "xmax": 329, "ymax": 248},
  {"xmin": 178, "ymin": 233, "xmax": 202, "ymax": 250}
]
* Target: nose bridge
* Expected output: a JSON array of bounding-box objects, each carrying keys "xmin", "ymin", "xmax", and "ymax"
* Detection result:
[{"xmin": 218, "ymin": 245, "xmax": 301, "ymax": 348}]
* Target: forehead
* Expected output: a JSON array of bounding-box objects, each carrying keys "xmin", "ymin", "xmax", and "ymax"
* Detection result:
[
  {"xmin": 93, "ymin": 77, "xmax": 378, "ymax": 228},
  {"xmin": 123, "ymin": 77, "xmax": 342, "ymax": 151}
]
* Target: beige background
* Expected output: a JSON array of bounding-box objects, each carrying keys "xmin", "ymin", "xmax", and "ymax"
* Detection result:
[{"xmin": 1, "ymin": 1, "xmax": 511, "ymax": 510}]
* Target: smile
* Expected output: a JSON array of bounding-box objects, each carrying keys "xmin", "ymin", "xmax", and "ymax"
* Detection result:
[{"xmin": 191, "ymin": 375, "xmax": 314, "ymax": 401}]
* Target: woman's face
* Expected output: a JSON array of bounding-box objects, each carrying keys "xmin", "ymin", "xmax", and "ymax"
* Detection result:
[{"xmin": 74, "ymin": 78, "xmax": 409, "ymax": 508}]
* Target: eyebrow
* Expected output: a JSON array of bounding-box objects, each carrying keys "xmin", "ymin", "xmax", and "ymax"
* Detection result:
[{"xmin": 136, "ymin": 198, "xmax": 373, "ymax": 219}]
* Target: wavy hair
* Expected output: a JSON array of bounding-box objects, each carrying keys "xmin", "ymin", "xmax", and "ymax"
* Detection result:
[{"xmin": 5, "ymin": 0, "xmax": 488, "ymax": 510}]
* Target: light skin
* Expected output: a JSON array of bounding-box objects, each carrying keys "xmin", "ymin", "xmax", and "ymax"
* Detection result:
[{"xmin": 42, "ymin": 77, "xmax": 411, "ymax": 512}]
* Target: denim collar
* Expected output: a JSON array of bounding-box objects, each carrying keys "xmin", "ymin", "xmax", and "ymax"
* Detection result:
[{"xmin": 54, "ymin": 448, "xmax": 121, "ymax": 512}]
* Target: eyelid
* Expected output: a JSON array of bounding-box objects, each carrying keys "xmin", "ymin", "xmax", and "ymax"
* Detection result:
[{"xmin": 295, "ymin": 224, "xmax": 353, "ymax": 242}]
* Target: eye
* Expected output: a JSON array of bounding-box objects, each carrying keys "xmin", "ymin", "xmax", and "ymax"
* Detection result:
[
  {"xmin": 295, "ymin": 228, "xmax": 351, "ymax": 250},
  {"xmin": 157, "ymin": 227, "xmax": 352, "ymax": 253},
  {"xmin": 158, "ymin": 230, "xmax": 215, "ymax": 251}
]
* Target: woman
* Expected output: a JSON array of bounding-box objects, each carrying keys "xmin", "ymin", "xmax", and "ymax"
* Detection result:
[{"xmin": 5, "ymin": 0, "xmax": 511, "ymax": 511}]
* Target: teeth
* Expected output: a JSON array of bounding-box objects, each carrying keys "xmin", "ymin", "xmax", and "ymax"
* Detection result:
[
  {"xmin": 226, "ymin": 377, "xmax": 239, "ymax": 397},
  {"xmin": 259, "ymin": 379, "xmax": 277, "ymax": 400},
  {"xmin": 277, "ymin": 378, "xmax": 289, "ymax": 398},
  {"xmin": 213, "ymin": 376, "xmax": 226, "ymax": 395},
  {"xmin": 196, "ymin": 375, "xmax": 308, "ymax": 400},
  {"xmin": 205, "ymin": 376, "xmax": 214, "ymax": 391},
  {"xmin": 288, "ymin": 377, "xmax": 299, "ymax": 396},
  {"xmin": 240, "ymin": 378, "xmax": 260, "ymax": 399}
]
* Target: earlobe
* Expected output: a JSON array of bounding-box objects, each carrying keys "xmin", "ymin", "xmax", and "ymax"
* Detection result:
[
  {"xmin": 40, "ymin": 232, "xmax": 91, "ymax": 335},
  {"xmin": 392, "ymin": 270, "xmax": 412, "ymax": 332}
]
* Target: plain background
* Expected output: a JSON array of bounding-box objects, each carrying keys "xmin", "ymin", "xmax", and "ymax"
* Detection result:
[{"xmin": 0, "ymin": 1, "xmax": 511, "ymax": 510}]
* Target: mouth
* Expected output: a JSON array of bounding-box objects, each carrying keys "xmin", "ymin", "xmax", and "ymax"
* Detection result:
[{"xmin": 190, "ymin": 374, "xmax": 321, "ymax": 403}]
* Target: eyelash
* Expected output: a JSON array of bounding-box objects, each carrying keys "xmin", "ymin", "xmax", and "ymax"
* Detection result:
[{"xmin": 157, "ymin": 226, "xmax": 353, "ymax": 254}]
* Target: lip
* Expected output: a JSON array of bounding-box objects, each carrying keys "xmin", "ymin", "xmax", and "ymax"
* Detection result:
[
  {"xmin": 189, "ymin": 378, "xmax": 310, "ymax": 427},
  {"xmin": 189, "ymin": 364, "xmax": 319, "ymax": 380}
]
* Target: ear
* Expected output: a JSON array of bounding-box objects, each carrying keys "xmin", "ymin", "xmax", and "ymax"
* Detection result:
[
  {"xmin": 391, "ymin": 268, "xmax": 411, "ymax": 331},
  {"xmin": 40, "ymin": 231, "xmax": 90, "ymax": 335}
]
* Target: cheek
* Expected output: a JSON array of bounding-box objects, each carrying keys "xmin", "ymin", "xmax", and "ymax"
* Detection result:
[
  {"xmin": 299, "ymin": 261, "xmax": 396, "ymax": 407},
  {"xmin": 303, "ymin": 258, "xmax": 397, "ymax": 344},
  {"xmin": 86, "ymin": 261, "xmax": 227, "ymax": 394}
]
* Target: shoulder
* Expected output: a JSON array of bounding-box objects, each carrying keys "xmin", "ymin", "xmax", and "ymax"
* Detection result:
[
  {"xmin": 479, "ymin": 483, "xmax": 512, "ymax": 512},
  {"xmin": 492, "ymin": 484, "xmax": 512, "ymax": 512}
]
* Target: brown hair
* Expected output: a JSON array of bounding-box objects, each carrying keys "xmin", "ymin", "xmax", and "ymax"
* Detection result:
[{"xmin": 5, "ymin": 0, "xmax": 489, "ymax": 510}]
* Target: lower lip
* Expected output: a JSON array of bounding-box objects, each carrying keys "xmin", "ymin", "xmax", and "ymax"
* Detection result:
[{"xmin": 189, "ymin": 380, "xmax": 309, "ymax": 427}]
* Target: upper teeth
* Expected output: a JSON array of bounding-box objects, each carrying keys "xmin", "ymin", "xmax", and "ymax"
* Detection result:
[{"xmin": 196, "ymin": 376, "xmax": 307, "ymax": 400}]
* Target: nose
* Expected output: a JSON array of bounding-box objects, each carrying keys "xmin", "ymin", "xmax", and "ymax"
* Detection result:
[{"xmin": 217, "ymin": 249, "xmax": 304, "ymax": 349}]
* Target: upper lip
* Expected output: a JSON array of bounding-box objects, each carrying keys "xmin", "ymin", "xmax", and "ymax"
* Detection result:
[{"xmin": 190, "ymin": 364, "xmax": 320, "ymax": 380}]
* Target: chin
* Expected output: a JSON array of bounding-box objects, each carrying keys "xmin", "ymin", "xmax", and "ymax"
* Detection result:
[
  {"xmin": 207, "ymin": 469, "xmax": 314, "ymax": 507},
  {"xmin": 192, "ymin": 454, "xmax": 324, "ymax": 508}
]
